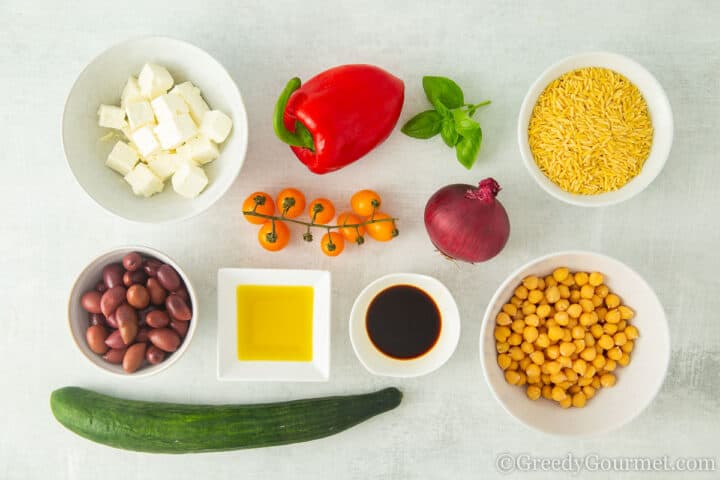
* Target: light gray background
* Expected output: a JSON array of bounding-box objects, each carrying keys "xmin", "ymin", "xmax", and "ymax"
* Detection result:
[{"xmin": 2, "ymin": 1, "xmax": 719, "ymax": 478}]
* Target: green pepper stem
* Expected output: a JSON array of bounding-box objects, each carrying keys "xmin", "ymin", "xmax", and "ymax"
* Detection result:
[{"xmin": 273, "ymin": 78, "xmax": 316, "ymax": 151}]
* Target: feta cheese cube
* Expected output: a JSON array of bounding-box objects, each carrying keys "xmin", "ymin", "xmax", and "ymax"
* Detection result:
[
  {"xmin": 172, "ymin": 163, "xmax": 208, "ymax": 198},
  {"xmin": 124, "ymin": 163, "xmax": 164, "ymax": 197},
  {"xmin": 171, "ymin": 82, "xmax": 209, "ymax": 124},
  {"xmin": 121, "ymin": 76, "xmax": 143, "ymax": 107},
  {"xmin": 151, "ymin": 93, "xmax": 189, "ymax": 123},
  {"xmin": 200, "ymin": 110, "xmax": 232, "ymax": 143},
  {"xmin": 105, "ymin": 141, "xmax": 139, "ymax": 175},
  {"xmin": 97, "ymin": 105, "xmax": 127, "ymax": 130},
  {"xmin": 154, "ymin": 113, "xmax": 198, "ymax": 150},
  {"xmin": 130, "ymin": 125, "xmax": 161, "ymax": 158},
  {"xmin": 125, "ymin": 101, "xmax": 155, "ymax": 131},
  {"xmin": 147, "ymin": 152, "xmax": 178, "ymax": 180},
  {"xmin": 176, "ymin": 135, "xmax": 219, "ymax": 165},
  {"xmin": 138, "ymin": 64, "xmax": 174, "ymax": 99}
]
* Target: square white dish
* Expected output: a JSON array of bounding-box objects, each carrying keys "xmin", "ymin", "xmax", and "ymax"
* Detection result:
[{"xmin": 217, "ymin": 268, "xmax": 331, "ymax": 381}]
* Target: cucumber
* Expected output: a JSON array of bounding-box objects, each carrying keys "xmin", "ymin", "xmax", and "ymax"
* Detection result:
[{"xmin": 50, "ymin": 386, "xmax": 402, "ymax": 453}]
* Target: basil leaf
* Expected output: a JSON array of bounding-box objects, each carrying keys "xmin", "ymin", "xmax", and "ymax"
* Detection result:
[
  {"xmin": 452, "ymin": 109, "xmax": 481, "ymax": 136},
  {"xmin": 455, "ymin": 128, "xmax": 482, "ymax": 169},
  {"xmin": 440, "ymin": 117, "xmax": 459, "ymax": 147},
  {"xmin": 401, "ymin": 110, "xmax": 443, "ymax": 139},
  {"xmin": 423, "ymin": 76, "xmax": 465, "ymax": 110}
]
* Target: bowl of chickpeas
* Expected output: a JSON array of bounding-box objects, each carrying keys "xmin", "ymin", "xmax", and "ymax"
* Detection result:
[{"xmin": 479, "ymin": 251, "xmax": 669, "ymax": 436}]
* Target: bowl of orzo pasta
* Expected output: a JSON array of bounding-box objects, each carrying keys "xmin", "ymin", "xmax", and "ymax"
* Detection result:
[{"xmin": 518, "ymin": 52, "xmax": 673, "ymax": 207}]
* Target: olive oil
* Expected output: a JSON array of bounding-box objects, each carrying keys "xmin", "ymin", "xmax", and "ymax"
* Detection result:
[{"xmin": 236, "ymin": 285, "xmax": 314, "ymax": 361}]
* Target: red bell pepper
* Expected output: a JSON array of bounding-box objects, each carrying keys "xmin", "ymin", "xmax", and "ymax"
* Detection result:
[{"xmin": 273, "ymin": 64, "xmax": 404, "ymax": 174}]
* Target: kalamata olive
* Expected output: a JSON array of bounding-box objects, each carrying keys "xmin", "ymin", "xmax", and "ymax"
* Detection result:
[
  {"xmin": 88, "ymin": 313, "xmax": 106, "ymax": 327},
  {"xmin": 116, "ymin": 305, "xmax": 139, "ymax": 345},
  {"xmin": 136, "ymin": 327, "xmax": 150, "ymax": 343},
  {"xmin": 146, "ymin": 277, "xmax": 168, "ymax": 306},
  {"xmin": 80, "ymin": 290, "xmax": 102, "ymax": 314},
  {"xmin": 102, "ymin": 263, "xmax": 125, "ymax": 289},
  {"xmin": 170, "ymin": 319, "xmax": 189, "ymax": 338},
  {"xmin": 157, "ymin": 265, "xmax": 181, "ymax": 291},
  {"xmin": 145, "ymin": 345, "xmax": 166, "ymax": 364},
  {"xmin": 123, "ymin": 269, "xmax": 148, "ymax": 287},
  {"xmin": 127, "ymin": 284, "xmax": 150, "ymax": 309},
  {"xmin": 166, "ymin": 294, "xmax": 192, "ymax": 321},
  {"xmin": 95, "ymin": 281, "xmax": 108, "ymax": 293},
  {"xmin": 86, "ymin": 325, "xmax": 109, "ymax": 354},
  {"xmin": 100, "ymin": 285, "xmax": 126, "ymax": 317},
  {"xmin": 138, "ymin": 306, "xmax": 154, "ymax": 326},
  {"xmin": 148, "ymin": 328, "xmax": 181, "ymax": 352},
  {"xmin": 104, "ymin": 330, "xmax": 125, "ymax": 349},
  {"xmin": 145, "ymin": 310, "xmax": 170, "ymax": 328},
  {"xmin": 143, "ymin": 259, "xmax": 163, "ymax": 277},
  {"xmin": 172, "ymin": 287, "xmax": 189, "ymax": 302},
  {"xmin": 105, "ymin": 312, "xmax": 118, "ymax": 329},
  {"xmin": 123, "ymin": 343, "xmax": 146, "ymax": 373},
  {"xmin": 122, "ymin": 252, "xmax": 143, "ymax": 272},
  {"xmin": 102, "ymin": 347, "xmax": 127, "ymax": 364}
]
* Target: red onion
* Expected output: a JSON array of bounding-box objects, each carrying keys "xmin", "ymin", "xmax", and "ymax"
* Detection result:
[{"xmin": 424, "ymin": 178, "xmax": 510, "ymax": 263}]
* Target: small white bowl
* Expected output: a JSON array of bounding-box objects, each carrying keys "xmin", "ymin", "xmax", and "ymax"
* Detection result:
[
  {"xmin": 518, "ymin": 52, "xmax": 673, "ymax": 207},
  {"xmin": 479, "ymin": 251, "xmax": 670, "ymax": 436},
  {"xmin": 68, "ymin": 245, "xmax": 198, "ymax": 378},
  {"xmin": 349, "ymin": 273, "xmax": 460, "ymax": 378},
  {"xmin": 63, "ymin": 36, "xmax": 248, "ymax": 223},
  {"xmin": 217, "ymin": 268, "xmax": 331, "ymax": 382}
]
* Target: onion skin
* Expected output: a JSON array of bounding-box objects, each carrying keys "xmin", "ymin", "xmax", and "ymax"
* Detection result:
[{"xmin": 424, "ymin": 178, "xmax": 510, "ymax": 263}]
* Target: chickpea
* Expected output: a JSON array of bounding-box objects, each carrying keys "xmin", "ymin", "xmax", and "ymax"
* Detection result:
[
  {"xmin": 583, "ymin": 385, "xmax": 596, "ymax": 399},
  {"xmin": 502, "ymin": 303, "xmax": 517, "ymax": 316},
  {"xmin": 580, "ymin": 347, "xmax": 596, "ymax": 362},
  {"xmin": 603, "ymin": 323, "xmax": 618, "ymax": 335},
  {"xmin": 558, "ymin": 356, "xmax": 572, "ymax": 369},
  {"xmin": 572, "ymin": 359, "xmax": 587, "ymax": 376},
  {"xmin": 505, "ymin": 370, "xmax": 521, "ymax": 385},
  {"xmin": 600, "ymin": 373, "xmax": 616, "ymax": 388},
  {"xmin": 574, "ymin": 272, "xmax": 589, "ymax": 286},
  {"xmin": 564, "ymin": 368, "xmax": 578, "ymax": 383},
  {"xmin": 559, "ymin": 342, "xmax": 576, "ymax": 357},
  {"xmin": 567, "ymin": 304, "xmax": 583, "ymax": 318},
  {"xmin": 618, "ymin": 353, "xmax": 631, "ymax": 367},
  {"xmin": 613, "ymin": 332, "xmax": 628, "ymax": 346},
  {"xmin": 554, "ymin": 311, "xmax": 570, "ymax": 326},
  {"xmin": 519, "ymin": 356, "xmax": 532, "ymax": 371},
  {"xmin": 598, "ymin": 334, "xmax": 614, "ymax": 350},
  {"xmin": 551, "ymin": 386, "xmax": 567, "ymax": 401},
  {"xmin": 592, "ymin": 355, "xmax": 606, "ymax": 370},
  {"xmin": 559, "ymin": 396, "xmax": 572, "ymax": 408},
  {"xmin": 535, "ymin": 333, "xmax": 550, "ymax": 349},
  {"xmin": 542, "ymin": 385, "xmax": 553, "ymax": 399},
  {"xmin": 527, "ymin": 385, "xmax": 542, "ymax": 400},
  {"xmin": 595, "ymin": 284, "xmax": 609, "ymax": 298},
  {"xmin": 618, "ymin": 305, "xmax": 635, "ymax": 320},
  {"xmin": 496, "ymin": 311, "xmax": 512, "ymax": 325},
  {"xmin": 569, "ymin": 385, "xmax": 581, "ymax": 394},
  {"xmin": 548, "ymin": 326, "xmax": 564, "ymax": 342},
  {"xmin": 572, "ymin": 392, "xmax": 587, "ymax": 408},
  {"xmin": 625, "ymin": 325, "xmax": 639, "ymax": 340},
  {"xmin": 591, "ymin": 295, "xmax": 603, "ymax": 307},
  {"xmin": 607, "ymin": 347, "xmax": 623, "ymax": 361},
  {"xmin": 573, "ymin": 339, "xmax": 586, "ymax": 353},
  {"xmin": 605, "ymin": 309, "xmax": 621, "ymax": 324},
  {"xmin": 508, "ymin": 333, "xmax": 522, "ymax": 346},
  {"xmin": 509, "ymin": 346, "xmax": 525, "ymax": 361},
  {"xmin": 590, "ymin": 324, "xmax": 604, "ymax": 339},
  {"xmin": 536, "ymin": 304, "xmax": 552, "ymax": 318},
  {"xmin": 553, "ymin": 267, "xmax": 569, "ymax": 282},
  {"xmin": 569, "ymin": 290, "xmax": 581, "ymax": 302},
  {"xmin": 526, "ymin": 363, "xmax": 541, "ymax": 377},
  {"xmin": 596, "ymin": 307, "xmax": 608, "ymax": 321},
  {"xmin": 514, "ymin": 285, "xmax": 529, "ymax": 300},
  {"xmin": 528, "ymin": 289, "xmax": 544, "ymax": 304},
  {"xmin": 510, "ymin": 296, "xmax": 522, "ymax": 307},
  {"xmin": 550, "ymin": 372, "xmax": 567, "ymax": 384},
  {"xmin": 496, "ymin": 342, "xmax": 509, "ymax": 353},
  {"xmin": 520, "ymin": 341, "xmax": 535, "ymax": 354},
  {"xmin": 498, "ymin": 354, "xmax": 512, "ymax": 370},
  {"xmin": 591, "ymin": 376, "xmax": 601, "ymax": 389},
  {"xmin": 522, "ymin": 276, "xmax": 539, "ymax": 290},
  {"xmin": 588, "ymin": 272, "xmax": 604, "ymax": 286},
  {"xmin": 558, "ymin": 284, "xmax": 570, "ymax": 299},
  {"xmin": 529, "ymin": 351, "xmax": 544, "ymax": 365},
  {"xmin": 579, "ymin": 299, "xmax": 595, "ymax": 313},
  {"xmin": 580, "ymin": 285, "xmax": 595, "ymax": 299},
  {"xmin": 621, "ymin": 341, "xmax": 634, "ymax": 353},
  {"xmin": 604, "ymin": 358, "xmax": 617, "ymax": 371},
  {"xmin": 525, "ymin": 314, "xmax": 540, "ymax": 327},
  {"xmin": 523, "ymin": 326, "xmax": 539, "ymax": 343},
  {"xmin": 605, "ymin": 293, "xmax": 620, "ymax": 309},
  {"xmin": 509, "ymin": 361, "xmax": 518, "ymax": 370}
]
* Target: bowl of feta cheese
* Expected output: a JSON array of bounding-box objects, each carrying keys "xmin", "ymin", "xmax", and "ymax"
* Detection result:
[{"xmin": 63, "ymin": 36, "xmax": 248, "ymax": 223}]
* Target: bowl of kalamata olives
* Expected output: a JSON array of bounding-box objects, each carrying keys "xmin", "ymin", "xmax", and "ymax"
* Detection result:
[{"xmin": 68, "ymin": 246, "xmax": 198, "ymax": 376}]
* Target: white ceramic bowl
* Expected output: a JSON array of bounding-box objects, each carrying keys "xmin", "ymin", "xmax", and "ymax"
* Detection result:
[
  {"xmin": 63, "ymin": 36, "xmax": 248, "ymax": 223},
  {"xmin": 480, "ymin": 251, "xmax": 670, "ymax": 436},
  {"xmin": 217, "ymin": 268, "xmax": 331, "ymax": 382},
  {"xmin": 350, "ymin": 273, "xmax": 460, "ymax": 378},
  {"xmin": 68, "ymin": 245, "xmax": 198, "ymax": 377},
  {"xmin": 518, "ymin": 52, "xmax": 673, "ymax": 207}
]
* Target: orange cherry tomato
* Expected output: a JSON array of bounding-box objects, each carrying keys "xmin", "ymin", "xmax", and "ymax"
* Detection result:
[
  {"xmin": 336, "ymin": 212, "xmax": 365, "ymax": 244},
  {"xmin": 320, "ymin": 232, "xmax": 345, "ymax": 257},
  {"xmin": 308, "ymin": 198, "xmax": 335, "ymax": 224},
  {"xmin": 242, "ymin": 192, "xmax": 275, "ymax": 224},
  {"xmin": 276, "ymin": 188, "xmax": 306, "ymax": 218},
  {"xmin": 364, "ymin": 212, "xmax": 397, "ymax": 242},
  {"xmin": 258, "ymin": 220, "xmax": 290, "ymax": 251},
  {"xmin": 350, "ymin": 189, "xmax": 382, "ymax": 217}
]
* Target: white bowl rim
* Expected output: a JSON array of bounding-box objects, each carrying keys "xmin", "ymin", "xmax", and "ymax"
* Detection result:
[
  {"xmin": 478, "ymin": 249, "xmax": 671, "ymax": 436},
  {"xmin": 61, "ymin": 35, "xmax": 249, "ymax": 224},
  {"xmin": 68, "ymin": 244, "xmax": 199, "ymax": 378},
  {"xmin": 349, "ymin": 272, "xmax": 461, "ymax": 378},
  {"xmin": 517, "ymin": 51, "xmax": 674, "ymax": 207}
]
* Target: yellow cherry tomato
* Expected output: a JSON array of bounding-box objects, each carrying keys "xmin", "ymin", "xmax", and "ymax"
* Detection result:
[
  {"xmin": 308, "ymin": 198, "xmax": 335, "ymax": 224},
  {"xmin": 364, "ymin": 212, "xmax": 397, "ymax": 241},
  {"xmin": 350, "ymin": 189, "xmax": 382, "ymax": 217},
  {"xmin": 276, "ymin": 188, "xmax": 306, "ymax": 218},
  {"xmin": 242, "ymin": 192, "xmax": 275, "ymax": 224},
  {"xmin": 258, "ymin": 221, "xmax": 290, "ymax": 251},
  {"xmin": 320, "ymin": 232, "xmax": 345, "ymax": 257}
]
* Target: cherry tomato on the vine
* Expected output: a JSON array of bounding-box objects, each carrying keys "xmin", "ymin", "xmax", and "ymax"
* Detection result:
[
  {"xmin": 320, "ymin": 232, "xmax": 345, "ymax": 257},
  {"xmin": 277, "ymin": 188, "xmax": 306, "ymax": 218},
  {"xmin": 336, "ymin": 212, "xmax": 365, "ymax": 244},
  {"xmin": 351, "ymin": 190, "xmax": 382, "ymax": 217},
  {"xmin": 308, "ymin": 198, "xmax": 335, "ymax": 224},
  {"xmin": 258, "ymin": 220, "xmax": 290, "ymax": 251},
  {"xmin": 364, "ymin": 212, "xmax": 397, "ymax": 242},
  {"xmin": 242, "ymin": 192, "xmax": 275, "ymax": 224}
]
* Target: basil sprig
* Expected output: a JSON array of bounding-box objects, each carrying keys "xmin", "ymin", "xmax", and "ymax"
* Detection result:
[{"xmin": 401, "ymin": 76, "xmax": 490, "ymax": 169}]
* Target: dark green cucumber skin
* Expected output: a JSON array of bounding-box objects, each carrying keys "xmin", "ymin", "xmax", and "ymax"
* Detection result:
[{"xmin": 50, "ymin": 386, "xmax": 402, "ymax": 454}]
